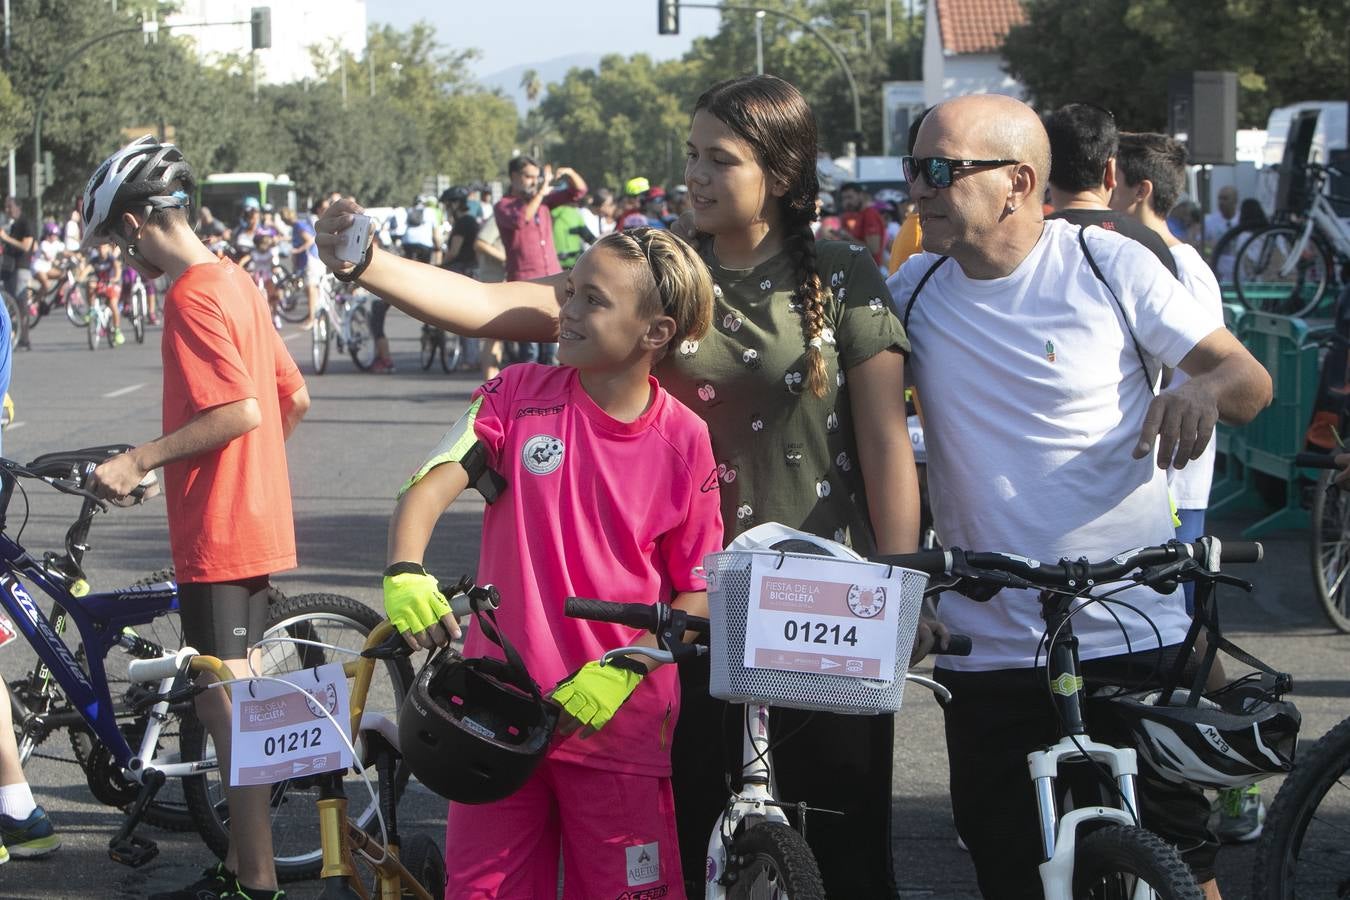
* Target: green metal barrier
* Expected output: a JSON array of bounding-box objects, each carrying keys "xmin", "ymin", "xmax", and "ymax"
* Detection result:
[{"xmin": 1209, "ymin": 312, "xmax": 1326, "ymax": 537}]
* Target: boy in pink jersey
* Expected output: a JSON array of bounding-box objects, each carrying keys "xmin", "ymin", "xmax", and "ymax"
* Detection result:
[{"xmin": 383, "ymin": 228, "xmax": 722, "ymax": 899}]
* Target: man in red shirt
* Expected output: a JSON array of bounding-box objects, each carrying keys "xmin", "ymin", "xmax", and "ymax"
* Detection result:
[
  {"xmin": 84, "ymin": 137, "xmax": 310, "ymax": 900},
  {"xmin": 494, "ymin": 156, "xmax": 587, "ymax": 364},
  {"xmin": 839, "ymin": 181, "xmax": 885, "ymax": 264}
]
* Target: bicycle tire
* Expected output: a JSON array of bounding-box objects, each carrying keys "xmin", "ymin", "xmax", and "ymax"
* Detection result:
[
  {"xmin": 65, "ymin": 283, "xmax": 90, "ymax": 326},
  {"xmin": 1233, "ymin": 225, "xmax": 1333, "ymax": 317},
  {"xmin": 419, "ymin": 328, "xmax": 437, "ymax": 371},
  {"xmin": 1208, "ymin": 223, "xmax": 1260, "ymax": 289},
  {"xmin": 1072, "ymin": 824, "xmax": 1203, "ymax": 900},
  {"xmin": 132, "ymin": 284, "xmax": 147, "ymax": 344},
  {"xmin": 180, "ymin": 593, "xmax": 414, "ymax": 882},
  {"xmin": 87, "ymin": 304, "xmax": 101, "ymax": 351},
  {"xmin": 442, "ymin": 332, "xmax": 461, "ymax": 373},
  {"xmin": 276, "ymin": 268, "xmax": 310, "ymax": 324},
  {"xmin": 347, "ymin": 305, "xmax": 376, "ymax": 371},
  {"xmin": 19, "ymin": 288, "xmax": 41, "ymax": 330},
  {"xmin": 1252, "ymin": 715, "xmax": 1350, "ymax": 899},
  {"xmin": 1309, "ymin": 470, "xmax": 1350, "ymax": 633},
  {"xmin": 725, "ymin": 822, "xmax": 826, "ymax": 900},
  {"xmin": 312, "ymin": 309, "xmax": 332, "ymax": 375},
  {"xmin": 397, "ymin": 832, "xmax": 446, "ymax": 897}
]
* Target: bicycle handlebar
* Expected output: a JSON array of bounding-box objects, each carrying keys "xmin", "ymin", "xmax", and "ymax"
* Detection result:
[
  {"xmin": 871, "ymin": 538, "xmax": 1261, "ymax": 593},
  {"xmin": 1295, "ymin": 452, "xmax": 1343, "ymax": 470}
]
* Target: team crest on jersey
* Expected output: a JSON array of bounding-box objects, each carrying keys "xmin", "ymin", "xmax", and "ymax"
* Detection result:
[{"xmin": 522, "ymin": 435, "xmax": 564, "ymax": 475}]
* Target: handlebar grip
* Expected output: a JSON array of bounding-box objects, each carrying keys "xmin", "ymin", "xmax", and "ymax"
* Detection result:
[
  {"xmin": 868, "ymin": 550, "xmax": 951, "ymax": 575},
  {"xmin": 127, "ymin": 647, "xmax": 198, "ymax": 683},
  {"xmin": 1218, "ymin": 541, "xmax": 1263, "ymax": 564},
  {"xmin": 936, "ymin": 634, "xmax": 972, "ymax": 656},
  {"xmin": 564, "ymin": 597, "xmax": 657, "ymax": 632},
  {"xmin": 447, "ymin": 592, "xmax": 474, "ymax": 619},
  {"xmin": 1295, "ymin": 452, "xmax": 1342, "ymax": 470}
]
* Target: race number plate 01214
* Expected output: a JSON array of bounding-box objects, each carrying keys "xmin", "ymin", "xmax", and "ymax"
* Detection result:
[
  {"xmin": 742, "ymin": 554, "xmax": 901, "ymax": 684},
  {"xmin": 230, "ymin": 663, "xmax": 353, "ymax": 786}
]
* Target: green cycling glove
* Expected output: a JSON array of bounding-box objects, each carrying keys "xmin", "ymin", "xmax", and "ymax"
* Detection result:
[
  {"xmin": 383, "ymin": 571, "xmax": 450, "ymax": 636},
  {"xmin": 551, "ymin": 660, "xmax": 644, "ymax": 732}
]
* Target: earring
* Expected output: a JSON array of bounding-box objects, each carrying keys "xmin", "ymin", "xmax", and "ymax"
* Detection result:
[
  {"xmin": 125, "ymin": 243, "xmax": 139, "ymax": 258},
  {"xmin": 1005, "ymin": 204, "xmax": 1017, "ymax": 215}
]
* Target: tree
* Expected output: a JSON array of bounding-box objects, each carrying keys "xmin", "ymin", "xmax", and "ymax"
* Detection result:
[
  {"xmin": 519, "ymin": 68, "xmax": 542, "ymax": 106},
  {"xmin": 1003, "ymin": 0, "xmax": 1350, "ymax": 130},
  {"xmin": 0, "ymin": 71, "xmax": 27, "ymax": 156}
]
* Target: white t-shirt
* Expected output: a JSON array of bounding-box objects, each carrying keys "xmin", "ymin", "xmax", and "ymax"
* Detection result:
[
  {"xmin": 888, "ymin": 218, "xmax": 1217, "ymax": 671},
  {"xmin": 1167, "ymin": 244, "xmax": 1225, "ymax": 509},
  {"xmin": 63, "ymin": 218, "xmax": 81, "ymax": 253}
]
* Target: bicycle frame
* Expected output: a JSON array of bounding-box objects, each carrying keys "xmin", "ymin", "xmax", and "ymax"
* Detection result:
[{"xmin": 0, "ymin": 470, "xmax": 200, "ymax": 785}]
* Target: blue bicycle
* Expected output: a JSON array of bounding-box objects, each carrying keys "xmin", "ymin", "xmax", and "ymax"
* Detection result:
[{"xmin": 1, "ymin": 446, "xmax": 412, "ymax": 880}]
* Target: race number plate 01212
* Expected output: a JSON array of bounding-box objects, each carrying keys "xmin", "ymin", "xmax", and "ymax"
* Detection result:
[
  {"xmin": 229, "ymin": 663, "xmax": 353, "ymax": 786},
  {"xmin": 742, "ymin": 554, "xmax": 901, "ymax": 683}
]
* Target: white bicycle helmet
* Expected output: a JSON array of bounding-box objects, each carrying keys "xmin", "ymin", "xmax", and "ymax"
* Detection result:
[
  {"xmin": 1109, "ymin": 685, "xmax": 1300, "ymax": 790},
  {"xmin": 727, "ymin": 523, "xmax": 865, "ymax": 560},
  {"xmin": 81, "ymin": 135, "xmax": 192, "ymax": 249}
]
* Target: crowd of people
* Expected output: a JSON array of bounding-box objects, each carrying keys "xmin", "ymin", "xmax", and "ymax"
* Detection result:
[{"xmin": 0, "ymin": 71, "xmax": 1292, "ymax": 900}]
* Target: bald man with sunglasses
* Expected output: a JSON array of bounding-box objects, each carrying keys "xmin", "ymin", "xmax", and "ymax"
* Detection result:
[{"xmin": 887, "ymin": 94, "xmax": 1271, "ymax": 900}]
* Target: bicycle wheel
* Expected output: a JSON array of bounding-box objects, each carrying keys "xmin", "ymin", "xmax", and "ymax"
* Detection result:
[
  {"xmin": 419, "ymin": 327, "xmax": 437, "ymax": 371},
  {"xmin": 180, "ymin": 593, "xmax": 414, "ymax": 882},
  {"xmin": 311, "ymin": 309, "xmax": 332, "ymax": 375},
  {"xmin": 66, "ymin": 284, "xmax": 90, "ymax": 326},
  {"xmin": 132, "ymin": 285, "xmax": 147, "ymax": 344},
  {"xmin": 1309, "ymin": 470, "xmax": 1350, "ymax": 633},
  {"xmin": 347, "ymin": 305, "xmax": 377, "ymax": 371},
  {"xmin": 276, "ymin": 267, "xmax": 310, "ymax": 323},
  {"xmin": 1233, "ymin": 225, "xmax": 1333, "ymax": 317},
  {"xmin": 725, "ymin": 822, "xmax": 826, "ymax": 899},
  {"xmin": 442, "ymin": 332, "xmax": 461, "ymax": 373},
  {"xmin": 87, "ymin": 303, "xmax": 102, "ymax": 351},
  {"xmin": 1252, "ymin": 715, "xmax": 1350, "ymax": 899},
  {"xmin": 400, "ymin": 832, "xmax": 447, "ymax": 897},
  {"xmin": 64, "ymin": 591, "xmax": 194, "ymax": 831},
  {"xmin": 19, "ymin": 287, "xmax": 41, "ymax": 330},
  {"xmin": 1073, "ymin": 824, "xmax": 1203, "ymax": 899},
  {"xmin": 1208, "ymin": 223, "xmax": 1259, "ymax": 290}
]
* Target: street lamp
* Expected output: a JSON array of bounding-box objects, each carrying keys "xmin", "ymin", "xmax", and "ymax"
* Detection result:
[{"xmin": 755, "ymin": 10, "xmax": 765, "ymax": 76}]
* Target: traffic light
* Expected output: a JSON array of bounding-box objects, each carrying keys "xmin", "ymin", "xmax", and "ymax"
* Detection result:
[
  {"xmin": 658, "ymin": 0, "xmax": 679, "ymax": 35},
  {"xmin": 250, "ymin": 7, "xmax": 271, "ymax": 50}
]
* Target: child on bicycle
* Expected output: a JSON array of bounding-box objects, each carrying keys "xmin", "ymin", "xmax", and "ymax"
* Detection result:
[
  {"xmin": 384, "ymin": 227, "xmax": 722, "ymax": 899},
  {"xmin": 31, "ymin": 223, "xmax": 64, "ymax": 298},
  {"xmin": 88, "ymin": 238, "xmax": 124, "ymax": 344},
  {"xmin": 243, "ymin": 231, "xmax": 280, "ymax": 324}
]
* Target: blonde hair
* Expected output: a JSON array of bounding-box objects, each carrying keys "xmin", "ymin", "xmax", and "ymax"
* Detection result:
[{"xmin": 591, "ymin": 228, "xmax": 714, "ymax": 349}]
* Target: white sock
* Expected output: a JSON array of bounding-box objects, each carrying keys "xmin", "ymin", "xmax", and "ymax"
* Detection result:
[{"xmin": 0, "ymin": 782, "xmax": 36, "ymax": 820}]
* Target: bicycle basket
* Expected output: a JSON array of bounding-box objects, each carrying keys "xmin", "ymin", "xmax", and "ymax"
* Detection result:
[{"xmin": 705, "ymin": 549, "xmax": 928, "ymax": 714}]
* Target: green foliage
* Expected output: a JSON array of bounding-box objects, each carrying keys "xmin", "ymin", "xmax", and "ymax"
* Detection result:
[
  {"xmin": 0, "ymin": 70, "xmax": 27, "ymax": 154},
  {"xmin": 1004, "ymin": 0, "xmax": 1350, "ymax": 130}
]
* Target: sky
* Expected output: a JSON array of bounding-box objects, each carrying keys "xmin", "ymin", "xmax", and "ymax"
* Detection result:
[{"xmin": 365, "ymin": 0, "xmax": 721, "ymax": 78}]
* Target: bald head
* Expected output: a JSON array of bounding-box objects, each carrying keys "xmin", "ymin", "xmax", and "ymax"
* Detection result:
[{"xmin": 921, "ymin": 95, "xmax": 1050, "ymax": 191}]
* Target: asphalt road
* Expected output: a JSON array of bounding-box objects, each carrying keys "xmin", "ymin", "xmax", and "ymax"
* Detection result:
[{"xmin": 0, "ymin": 307, "xmax": 1346, "ymax": 899}]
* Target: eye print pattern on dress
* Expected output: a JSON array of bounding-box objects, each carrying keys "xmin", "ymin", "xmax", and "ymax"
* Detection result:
[
  {"xmin": 750, "ymin": 414, "xmax": 764, "ymax": 432},
  {"xmin": 833, "ymin": 527, "xmax": 847, "ymax": 543},
  {"xmin": 697, "ymin": 382, "xmax": 717, "ymax": 402},
  {"xmin": 742, "ymin": 348, "xmax": 761, "ymax": 369},
  {"xmin": 784, "ymin": 371, "xmax": 804, "ymax": 393},
  {"xmin": 759, "ymin": 278, "xmax": 773, "ymax": 291},
  {"xmin": 680, "ymin": 339, "xmax": 700, "ymax": 357},
  {"xmin": 784, "ymin": 444, "xmax": 804, "ymax": 467},
  {"xmin": 737, "ymin": 503, "xmax": 754, "ymax": 522},
  {"xmin": 835, "ymin": 451, "xmax": 852, "ymax": 473},
  {"xmin": 826, "ymin": 411, "xmax": 839, "ymax": 434},
  {"xmin": 830, "ymin": 270, "xmax": 844, "ymax": 288},
  {"xmin": 815, "ymin": 479, "xmax": 832, "ymax": 498},
  {"xmin": 722, "ymin": 312, "xmax": 743, "ymax": 333},
  {"xmin": 867, "ymin": 297, "xmax": 885, "ymax": 312}
]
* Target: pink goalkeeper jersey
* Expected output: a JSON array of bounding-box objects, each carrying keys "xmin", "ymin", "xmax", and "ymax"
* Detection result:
[{"xmin": 460, "ymin": 364, "xmax": 722, "ymax": 776}]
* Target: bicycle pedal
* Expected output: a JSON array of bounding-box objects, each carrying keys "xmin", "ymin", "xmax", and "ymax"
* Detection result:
[{"xmin": 108, "ymin": 834, "xmax": 159, "ymax": 868}]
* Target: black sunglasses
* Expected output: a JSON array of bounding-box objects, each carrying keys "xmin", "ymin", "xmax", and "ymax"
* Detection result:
[{"xmin": 902, "ymin": 156, "xmax": 1019, "ymax": 189}]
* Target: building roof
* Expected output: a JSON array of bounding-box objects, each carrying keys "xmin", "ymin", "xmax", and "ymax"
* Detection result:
[{"xmin": 936, "ymin": 0, "xmax": 1026, "ymax": 54}]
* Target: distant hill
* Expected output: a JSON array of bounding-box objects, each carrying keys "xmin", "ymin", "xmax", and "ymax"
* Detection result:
[{"xmin": 479, "ymin": 53, "xmax": 603, "ymax": 114}]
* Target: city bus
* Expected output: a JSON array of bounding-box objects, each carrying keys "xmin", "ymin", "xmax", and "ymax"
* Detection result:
[{"xmin": 196, "ymin": 172, "xmax": 297, "ymax": 221}]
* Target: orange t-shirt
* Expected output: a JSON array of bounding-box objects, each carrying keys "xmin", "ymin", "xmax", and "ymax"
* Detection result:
[{"xmin": 161, "ymin": 260, "xmax": 306, "ymax": 582}]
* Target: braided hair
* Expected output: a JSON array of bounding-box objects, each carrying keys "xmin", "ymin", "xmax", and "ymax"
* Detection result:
[{"xmin": 694, "ymin": 75, "xmax": 829, "ymax": 397}]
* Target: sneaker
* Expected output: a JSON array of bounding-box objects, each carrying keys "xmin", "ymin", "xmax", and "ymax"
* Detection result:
[
  {"xmin": 148, "ymin": 312, "xmax": 160, "ymax": 326},
  {"xmin": 0, "ymin": 806, "xmax": 61, "ymax": 858},
  {"xmin": 113, "ymin": 329, "xmax": 126, "ymax": 346},
  {"xmin": 1213, "ymin": 784, "xmax": 1265, "ymax": 843},
  {"xmin": 148, "ymin": 862, "xmax": 235, "ymax": 900},
  {"xmin": 370, "ymin": 358, "xmax": 395, "ymax": 374}
]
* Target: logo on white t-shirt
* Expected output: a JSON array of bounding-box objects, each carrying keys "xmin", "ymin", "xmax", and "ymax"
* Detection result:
[{"xmin": 521, "ymin": 435, "xmax": 564, "ymax": 475}]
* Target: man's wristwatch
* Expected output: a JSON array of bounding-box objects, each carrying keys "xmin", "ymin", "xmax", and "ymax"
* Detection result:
[{"xmin": 333, "ymin": 240, "xmax": 374, "ymax": 283}]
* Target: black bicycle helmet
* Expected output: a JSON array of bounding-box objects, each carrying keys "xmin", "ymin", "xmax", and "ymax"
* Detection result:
[
  {"xmin": 1109, "ymin": 685, "xmax": 1300, "ymax": 790},
  {"xmin": 440, "ymin": 186, "xmax": 470, "ymax": 206},
  {"xmin": 399, "ymin": 646, "xmax": 557, "ymax": 804},
  {"xmin": 81, "ymin": 135, "xmax": 192, "ymax": 249}
]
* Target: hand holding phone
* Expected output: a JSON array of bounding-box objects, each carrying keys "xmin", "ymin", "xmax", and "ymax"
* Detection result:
[{"xmin": 336, "ymin": 214, "xmax": 374, "ymax": 265}]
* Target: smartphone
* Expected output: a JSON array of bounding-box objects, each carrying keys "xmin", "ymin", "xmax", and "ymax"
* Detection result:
[{"xmin": 336, "ymin": 214, "xmax": 374, "ymax": 264}]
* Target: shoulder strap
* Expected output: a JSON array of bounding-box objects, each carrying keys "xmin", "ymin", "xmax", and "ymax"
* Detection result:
[
  {"xmin": 1077, "ymin": 225, "xmax": 1158, "ymax": 395},
  {"xmin": 901, "ymin": 255, "xmax": 950, "ymax": 331}
]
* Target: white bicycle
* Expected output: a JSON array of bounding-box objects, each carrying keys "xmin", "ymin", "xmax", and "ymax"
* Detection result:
[
  {"xmin": 565, "ymin": 526, "xmax": 966, "ymax": 899},
  {"xmin": 1234, "ymin": 161, "xmax": 1350, "ymax": 317}
]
